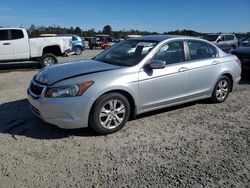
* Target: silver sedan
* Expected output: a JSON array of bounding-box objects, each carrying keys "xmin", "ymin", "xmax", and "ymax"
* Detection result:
[{"xmin": 27, "ymin": 35, "xmax": 241, "ymax": 134}]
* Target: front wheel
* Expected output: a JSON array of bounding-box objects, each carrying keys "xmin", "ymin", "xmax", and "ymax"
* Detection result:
[
  {"xmin": 40, "ymin": 53, "xmax": 58, "ymax": 67},
  {"xmin": 210, "ymin": 76, "xmax": 231, "ymax": 103},
  {"xmin": 89, "ymin": 93, "xmax": 130, "ymax": 134}
]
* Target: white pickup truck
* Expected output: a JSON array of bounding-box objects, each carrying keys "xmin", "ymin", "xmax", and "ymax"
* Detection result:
[{"xmin": 0, "ymin": 28, "xmax": 72, "ymax": 67}]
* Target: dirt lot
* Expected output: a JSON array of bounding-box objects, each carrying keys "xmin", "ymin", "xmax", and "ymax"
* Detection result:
[{"xmin": 0, "ymin": 50, "xmax": 249, "ymax": 187}]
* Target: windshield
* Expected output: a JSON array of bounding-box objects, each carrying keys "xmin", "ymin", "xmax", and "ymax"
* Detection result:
[
  {"xmin": 203, "ymin": 35, "xmax": 219, "ymax": 42},
  {"xmin": 93, "ymin": 40, "xmax": 158, "ymax": 66}
]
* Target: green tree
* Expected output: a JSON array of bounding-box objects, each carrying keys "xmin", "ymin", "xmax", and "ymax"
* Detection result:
[
  {"xmin": 103, "ymin": 25, "xmax": 112, "ymax": 35},
  {"xmin": 75, "ymin": 26, "xmax": 82, "ymax": 35}
]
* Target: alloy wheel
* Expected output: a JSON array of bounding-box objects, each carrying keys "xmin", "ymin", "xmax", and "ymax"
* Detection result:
[
  {"xmin": 44, "ymin": 57, "xmax": 55, "ymax": 66},
  {"xmin": 216, "ymin": 79, "xmax": 229, "ymax": 101},
  {"xmin": 99, "ymin": 99, "xmax": 126, "ymax": 129}
]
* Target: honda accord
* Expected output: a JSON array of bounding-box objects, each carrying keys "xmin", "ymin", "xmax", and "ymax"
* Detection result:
[{"xmin": 27, "ymin": 35, "xmax": 241, "ymax": 134}]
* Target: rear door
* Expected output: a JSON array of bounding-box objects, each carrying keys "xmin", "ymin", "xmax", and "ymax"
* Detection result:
[
  {"xmin": 10, "ymin": 29, "xmax": 30, "ymax": 59},
  {"xmin": 0, "ymin": 29, "xmax": 14, "ymax": 60},
  {"xmin": 186, "ymin": 40, "xmax": 220, "ymax": 97}
]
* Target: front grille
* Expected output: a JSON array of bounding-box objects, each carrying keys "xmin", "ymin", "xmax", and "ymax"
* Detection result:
[{"xmin": 30, "ymin": 82, "xmax": 44, "ymax": 95}]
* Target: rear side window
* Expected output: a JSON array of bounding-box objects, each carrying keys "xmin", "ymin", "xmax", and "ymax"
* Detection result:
[
  {"xmin": 152, "ymin": 41, "xmax": 185, "ymax": 65},
  {"xmin": 0, "ymin": 30, "xmax": 9, "ymax": 41},
  {"xmin": 207, "ymin": 44, "xmax": 218, "ymax": 58},
  {"xmin": 187, "ymin": 40, "xmax": 218, "ymax": 61},
  {"xmin": 10, "ymin": 30, "xmax": 24, "ymax": 40},
  {"xmin": 224, "ymin": 35, "xmax": 234, "ymax": 41}
]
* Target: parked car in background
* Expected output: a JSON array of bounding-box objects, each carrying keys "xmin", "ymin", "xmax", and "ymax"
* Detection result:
[
  {"xmin": 203, "ymin": 34, "xmax": 238, "ymax": 52},
  {"xmin": 242, "ymin": 38, "xmax": 250, "ymax": 45},
  {"xmin": 89, "ymin": 35, "xmax": 114, "ymax": 49},
  {"xmin": 0, "ymin": 28, "xmax": 72, "ymax": 67},
  {"xmin": 27, "ymin": 35, "xmax": 241, "ymax": 134},
  {"xmin": 231, "ymin": 41, "xmax": 250, "ymax": 64},
  {"xmin": 58, "ymin": 34, "xmax": 85, "ymax": 55},
  {"xmin": 126, "ymin": 35, "xmax": 142, "ymax": 39}
]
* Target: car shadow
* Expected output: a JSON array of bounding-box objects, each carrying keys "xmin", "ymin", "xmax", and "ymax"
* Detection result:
[
  {"xmin": 240, "ymin": 67, "xmax": 250, "ymax": 85},
  {"xmin": 0, "ymin": 99, "xmax": 98, "ymax": 139},
  {"xmin": 0, "ymin": 62, "xmax": 40, "ymax": 72}
]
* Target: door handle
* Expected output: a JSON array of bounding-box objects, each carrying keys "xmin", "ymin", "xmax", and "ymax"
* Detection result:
[
  {"xmin": 178, "ymin": 67, "xmax": 189, "ymax": 72},
  {"xmin": 212, "ymin": 61, "xmax": 220, "ymax": 65},
  {"xmin": 3, "ymin": 43, "xmax": 11, "ymax": 45}
]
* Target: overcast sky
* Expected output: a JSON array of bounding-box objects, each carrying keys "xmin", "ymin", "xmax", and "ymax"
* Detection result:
[{"xmin": 0, "ymin": 0, "xmax": 250, "ymax": 33}]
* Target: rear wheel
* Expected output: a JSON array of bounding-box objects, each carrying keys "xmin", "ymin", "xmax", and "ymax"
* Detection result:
[
  {"xmin": 40, "ymin": 53, "xmax": 58, "ymax": 67},
  {"xmin": 210, "ymin": 76, "xmax": 231, "ymax": 103},
  {"xmin": 73, "ymin": 46, "xmax": 82, "ymax": 55},
  {"xmin": 89, "ymin": 93, "xmax": 130, "ymax": 134}
]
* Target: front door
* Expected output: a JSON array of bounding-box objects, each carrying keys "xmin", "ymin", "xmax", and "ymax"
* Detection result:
[
  {"xmin": 0, "ymin": 29, "xmax": 14, "ymax": 60},
  {"xmin": 139, "ymin": 40, "xmax": 190, "ymax": 112}
]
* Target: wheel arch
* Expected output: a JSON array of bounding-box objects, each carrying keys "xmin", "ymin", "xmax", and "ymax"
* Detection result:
[
  {"xmin": 73, "ymin": 45, "xmax": 84, "ymax": 50},
  {"xmin": 222, "ymin": 73, "xmax": 233, "ymax": 92},
  {"xmin": 89, "ymin": 89, "xmax": 137, "ymax": 120},
  {"xmin": 42, "ymin": 45, "xmax": 62, "ymax": 56}
]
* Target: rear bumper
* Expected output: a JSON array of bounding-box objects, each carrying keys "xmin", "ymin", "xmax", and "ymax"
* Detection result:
[{"xmin": 232, "ymin": 76, "xmax": 241, "ymax": 91}]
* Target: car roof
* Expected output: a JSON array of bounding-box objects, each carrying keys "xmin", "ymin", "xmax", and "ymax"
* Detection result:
[
  {"xmin": 127, "ymin": 35, "xmax": 196, "ymax": 42},
  {"xmin": 0, "ymin": 28, "xmax": 25, "ymax": 30},
  {"xmin": 58, "ymin": 34, "xmax": 79, "ymax": 37}
]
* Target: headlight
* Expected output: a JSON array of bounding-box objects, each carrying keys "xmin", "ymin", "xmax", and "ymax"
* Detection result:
[{"xmin": 45, "ymin": 81, "xmax": 94, "ymax": 98}]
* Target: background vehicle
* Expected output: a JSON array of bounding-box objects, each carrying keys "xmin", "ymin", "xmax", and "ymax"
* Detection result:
[
  {"xmin": 231, "ymin": 41, "xmax": 250, "ymax": 64},
  {"xmin": 126, "ymin": 35, "xmax": 142, "ymax": 39},
  {"xmin": 242, "ymin": 38, "xmax": 250, "ymax": 45},
  {"xmin": 58, "ymin": 34, "xmax": 85, "ymax": 55},
  {"xmin": 0, "ymin": 28, "xmax": 72, "ymax": 67},
  {"xmin": 27, "ymin": 35, "xmax": 241, "ymax": 134},
  {"xmin": 203, "ymin": 34, "xmax": 238, "ymax": 52},
  {"xmin": 89, "ymin": 35, "xmax": 114, "ymax": 49}
]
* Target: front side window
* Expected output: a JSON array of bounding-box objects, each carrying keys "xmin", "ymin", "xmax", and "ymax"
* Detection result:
[
  {"xmin": 152, "ymin": 41, "xmax": 185, "ymax": 65},
  {"xmin": 10, "ymin": 30, "xmax": 24, "ymax": 40},
  {"xmin": 0, "ymin": 30, "xmax": 9, "ymax": 41},
  {"xmin": 93, "ymin": 40, "xmax": 157, "ymax": 66},
  {"xmin": 187, "ymin": 40, "xmax": 218, "ymax": 61}
]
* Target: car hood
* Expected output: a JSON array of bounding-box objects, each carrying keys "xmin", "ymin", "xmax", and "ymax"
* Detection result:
[
  {"xmin": 231, "ymin": 46, "xmax": 250, "ymax": 56},
  {"xmin": 35, "ymin": 60, "xmax": 122, "ymax": 85}
]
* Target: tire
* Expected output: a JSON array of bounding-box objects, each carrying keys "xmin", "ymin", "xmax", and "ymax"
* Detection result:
[
  {"xmin": 73, "ymin": 46, "xmax": 82, "ymax": 55},
  {"xmin": 40, "ymin": 53, "xmax": 58, "ymax": 67},
  {"xmin": 89, "ymin": 93, "xmax": 130, "ymax": 134},
  {"xmin": 210, "ymin": 76, "xmax": 231, "ymax": 103}
]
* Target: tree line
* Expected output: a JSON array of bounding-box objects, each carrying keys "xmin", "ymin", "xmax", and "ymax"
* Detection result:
[{"xmin": 1, "ymin": 24, "xmax": 250, "ymax": 39}]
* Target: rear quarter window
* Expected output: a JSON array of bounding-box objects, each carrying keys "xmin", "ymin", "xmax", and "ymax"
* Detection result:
[
  {"xmin": 10, "ymin": 30, "xmax": 24, "ymax": 40},
  {"xmin": 187, "ymin": 40, "xmax": 218, "ymax": 61}
]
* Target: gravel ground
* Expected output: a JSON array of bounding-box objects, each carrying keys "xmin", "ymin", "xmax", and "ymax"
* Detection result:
[{"xmin": 0, "ymin": 50, "xmax": 249, "ymax": 187}]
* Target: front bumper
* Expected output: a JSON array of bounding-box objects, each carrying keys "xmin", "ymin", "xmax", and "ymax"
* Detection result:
[{"xmin": 27, "ymin": 88, "xmax": 94, "ymax": 129}]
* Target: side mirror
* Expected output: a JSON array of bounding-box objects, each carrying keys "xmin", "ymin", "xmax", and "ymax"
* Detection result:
[
  {"xmin": 148, "ymin": 60, "xmax": 166, "ymax": 69},
  {"xmin": 217, "ymin": 36, "xmax": 223, "ymax": 43}
]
